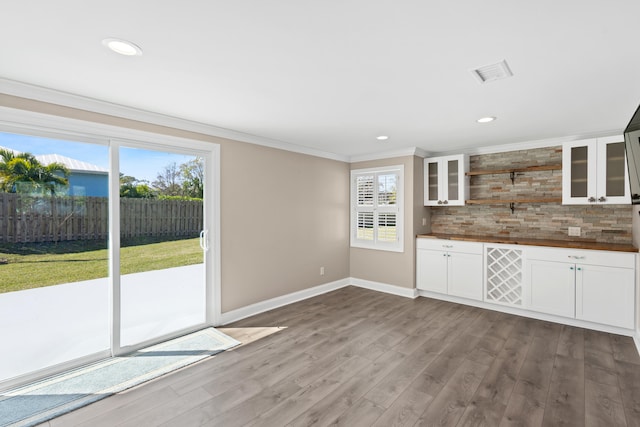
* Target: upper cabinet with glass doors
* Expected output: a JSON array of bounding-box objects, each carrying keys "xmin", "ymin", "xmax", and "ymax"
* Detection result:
[
  {"xmin": 562, "ymin": 136, "xmax": 630, "ymax": 205},
  {"xmin": 424, "ymin": 154, "xmax": 469, "ymax": 206}
]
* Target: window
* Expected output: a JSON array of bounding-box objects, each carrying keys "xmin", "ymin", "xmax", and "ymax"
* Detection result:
[{"xmin": 350, "ymin": 165, "xmax": 404, "ymax": 252}]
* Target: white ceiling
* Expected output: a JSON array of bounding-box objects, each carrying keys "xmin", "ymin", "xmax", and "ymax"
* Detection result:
[{"xmin": 2, "ymin": 0, "xmax": 640, "ymax": 158}]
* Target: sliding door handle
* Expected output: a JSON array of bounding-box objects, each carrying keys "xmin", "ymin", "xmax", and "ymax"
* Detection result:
[{"xmin": 199, "ymin": 230, "xmax": 210, "ymax": 252}]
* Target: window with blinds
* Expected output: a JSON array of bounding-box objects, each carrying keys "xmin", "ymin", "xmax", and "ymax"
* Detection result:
[{"xmin": 350, "ymin": 165, "xmax": 403, "ymax": 252}]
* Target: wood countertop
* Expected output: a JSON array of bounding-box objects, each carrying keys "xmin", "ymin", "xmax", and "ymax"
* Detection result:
[{"xmin": 417, "ymin": 233, "xmax": 639, "ymax": 253}]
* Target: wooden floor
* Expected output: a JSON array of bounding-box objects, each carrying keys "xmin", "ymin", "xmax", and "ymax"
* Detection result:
[{"xmin": 44, "ymin": 286, "xmax": 640, "ymax": 427}]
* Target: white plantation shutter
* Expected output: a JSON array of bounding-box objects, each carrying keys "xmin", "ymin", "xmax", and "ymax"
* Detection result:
[
  {"xmin": 355, "ymin": 174, "xmax": 375, "ymax": 241},
  {"xmin": 356, "ymin": 211, "xmax": 374, "ymax": 241},
  {"xmin": 356, "ymin": 175, "xmax": 374, "ymax": 206},
  {"xmin": 377, "ymin": 213, "xmax": 397, "ymax": 242},
  {"xmin": 351, "ymin": 166, "xmax": 403, "ymax": 252}
]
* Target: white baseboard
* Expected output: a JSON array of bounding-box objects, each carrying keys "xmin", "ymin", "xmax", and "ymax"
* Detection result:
[
  {"xmin": 349, "ymin": 277, "xmax": 419, "ymax": 299},
  {"xmin": 417, "ymin": 290, "xmax": 636, "ymax": 338},
  {"xmin": 219, "ymin": 278, "xmax": 350, "ymax": 325},
  {"xmin": 219, "ymin": 277, "xmax": 417, "ymax": 326}
]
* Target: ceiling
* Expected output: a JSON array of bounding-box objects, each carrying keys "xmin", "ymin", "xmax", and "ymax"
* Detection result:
[{"xmin": 2, "ymin": 1, "xmax": 640, "ymax": 159}]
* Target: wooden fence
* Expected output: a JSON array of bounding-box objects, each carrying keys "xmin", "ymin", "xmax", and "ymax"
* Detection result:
[{"xmin": 0, "ymin": 193, "xmax": 203, "ymax": 243}]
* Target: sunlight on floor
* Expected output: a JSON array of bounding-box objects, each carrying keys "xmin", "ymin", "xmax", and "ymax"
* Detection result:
[{"xmin": 218, "ymin": 326, "xmax": 287, "ymax": 348}]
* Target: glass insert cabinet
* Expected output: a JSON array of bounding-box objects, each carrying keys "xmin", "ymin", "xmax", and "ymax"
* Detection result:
[
  {"xmin": 562, "ymin": 136, "xmax": 630, "ymax": 205},
  {"xmin": 423, "ymin": 154, "xmax": 469, "ymax": 206}
]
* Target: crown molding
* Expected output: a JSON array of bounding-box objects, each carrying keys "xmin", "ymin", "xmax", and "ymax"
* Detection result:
[
  {"xmin": 433, "ymin": 131, "xmax": 623, "ymax": 157},
  {"xmin": 349, "ymin": 146, "xmax": 431, "ymax": 163},
  {"xmin": 0, "ymin": 78, "xmax": 350, "ymax": 163}
]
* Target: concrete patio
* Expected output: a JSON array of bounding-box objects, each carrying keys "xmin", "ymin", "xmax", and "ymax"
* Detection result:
[{"xmin": 0, "ymin": 264, "xmax": 205, "ymax": 383}]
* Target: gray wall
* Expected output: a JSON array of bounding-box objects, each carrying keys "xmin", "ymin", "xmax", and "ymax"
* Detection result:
[{"xmin": 220, "ymin": 140, "xmax": 350, "ymax": 311}]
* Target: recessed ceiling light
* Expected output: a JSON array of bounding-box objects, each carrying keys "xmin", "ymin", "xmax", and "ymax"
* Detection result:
[
  {"xmin": 102, "ymin": 38, "xmax": 142, "ymax": 56},
  {"xmin": 476, "ymin": 116, "xmax": 496, "ymax": 123},
  {"xmin": 376, "ymin": 135, "xmax": 389, "ymax": 141}
]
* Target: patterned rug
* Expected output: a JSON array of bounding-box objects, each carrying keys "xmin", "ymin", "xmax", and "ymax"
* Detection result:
[{"xmin": 0, "ymin": 328, "xmax": 240, "ymax": 427}]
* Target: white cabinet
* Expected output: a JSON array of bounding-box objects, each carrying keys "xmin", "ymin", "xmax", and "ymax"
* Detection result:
[
  {"xmin": 417, "ymin": 238, "xmax": 637, "ymax": 331},
  {"xmin": 416, "ymin": 248, "xmax": 448, "ymax": 294},
  {"xmin": 562, "ymin": 136, "xmax": 631, "ymax": 205},
  {"xmin": 577, "ymin": 264, "xmax": 635, "ymax": 329},
  {"xmin": 416, "ymin": 239, "xmax": 482, "ymax": 300},
  {"xmin": 526, "ymin": 246, "xmax": 635, "ymax": 329},
  {"xmin": 424, "ymin": 154, "xmax": 469, "ymax": 206},
  {"xmin": 448, "ymin": 251, "xmax": 483, "ymax": 300},
  {"xmin": 526, "ymin": 260, "xmax": 575, "ymax": 317}
]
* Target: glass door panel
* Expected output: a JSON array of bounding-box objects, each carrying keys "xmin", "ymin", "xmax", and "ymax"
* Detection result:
[
  {"xmin": 0, "ymin": 132, "xmax": 109, "ymax": 383},
  {"xmin": 570, "ymin": 146, "xmax": 588, "ymax": 198},
  {"xmin": 427, "ymin": 161, "xmax": 439, "ymax": 201},
  {"xmin": 605, "ymin": 142, "xmax": 625, "ymax": 197},
  {"xmin": 447, "ymin": 159, "xmax": 459, "ymax": 201},
  {"xmin": 119, "ymin": 146, "xmax": 206, "ymax": 348}
]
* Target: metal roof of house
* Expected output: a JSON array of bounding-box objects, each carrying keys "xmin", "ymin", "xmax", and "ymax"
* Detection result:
[
  {"xmin": 0, "ymin": 146, "xmax": 107, "ymax": 174},
  {"xmin": 0, "ymin": 145, "xmax": 18, "ymax": 154},
  {"xmin": 36, "ymin": 154, "xmax": 108, "ymax": 174}
]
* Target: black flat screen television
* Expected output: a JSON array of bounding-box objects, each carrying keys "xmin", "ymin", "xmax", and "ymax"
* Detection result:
[{"xmin": 624, "ymin": 103, "xmax": 640, "ymax": 204}]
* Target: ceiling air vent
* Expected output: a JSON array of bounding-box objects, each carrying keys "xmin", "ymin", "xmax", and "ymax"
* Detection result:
[{"xmin": 471, "ymin": 60, "xmax": 513, "ymax": 84}]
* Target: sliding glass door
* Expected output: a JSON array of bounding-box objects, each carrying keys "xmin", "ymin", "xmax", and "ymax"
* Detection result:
[
  {"xmin": 0, "ymin": 132, "xmax": 110, "ymax": 384},
  {"xmin": 0, "ymin": 128, "xmax": 217, "ymax": 389},
  {"xmin": 118, "ymin": 145, "xmax": 207, "ymax": 348}
]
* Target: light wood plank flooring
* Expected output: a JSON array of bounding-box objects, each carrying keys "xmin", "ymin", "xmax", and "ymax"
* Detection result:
[{"xmin": 42, "ymin": 286, "xmax": 640, "ymax": 426}]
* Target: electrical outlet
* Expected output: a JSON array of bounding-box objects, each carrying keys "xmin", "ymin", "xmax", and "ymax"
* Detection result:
[
  {"xmin": 320, "ymin": 266, "xmax": 325, "ymax": 276},
  {"xmin": 568, "ymin": 226, "xmax": 581, "ymax": 237},
  {"xmin": 422, "ymin": 217, "xmax": 427, "ymax": 226}
]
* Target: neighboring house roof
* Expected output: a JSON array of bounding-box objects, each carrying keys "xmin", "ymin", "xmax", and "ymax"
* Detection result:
[
  {"xmin": 0, "ymin": 146, "xmax": 107, "ymax": 175},
  {"xmin": 36, "ymin": 154, "xmax": 108, "ymax": 174},
  {"xmin": 0, "ymin": 145, "xmax": 18, "ymax": 154}
]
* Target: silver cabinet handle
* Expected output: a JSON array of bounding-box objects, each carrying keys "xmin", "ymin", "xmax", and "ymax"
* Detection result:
[
  {"xmin": 443, "ymin": 200, "xmax": 449, "ymax": 205},
  {"xmin": 568, "ymin": 255, "xmax": 585, "ymax": 260},
  {"xmin": 588, "ymin": 197, "xmax": 596, "ymax": 202},
  {"xmin": 437, "ymin": 200, "xmax": 443, "ymax": 205},
  {"xmin": 598, "ymin": 196, "xmax": 606, "ymax": 202},
  {"xmin": 442, "ymin": 245, "xmax": 453, "ymax": 248}
]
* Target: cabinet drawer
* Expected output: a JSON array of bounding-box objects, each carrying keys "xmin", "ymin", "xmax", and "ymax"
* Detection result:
[
  {"xmin": 416, "ymin": 238, "xmax": 483, "ymax": 254},
  {"xmin": 526, "ymin": 246, "xmax": 635, "ymax": 269}
]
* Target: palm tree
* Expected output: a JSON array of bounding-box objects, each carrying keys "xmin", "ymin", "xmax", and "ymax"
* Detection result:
[{"xmin": 0, "ymin": 148, "xmax": 70, "ymax": 195}]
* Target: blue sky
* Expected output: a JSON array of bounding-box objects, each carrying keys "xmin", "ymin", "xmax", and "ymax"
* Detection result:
[{"xmin": 0, "ymin": 132, "xmax": 194, "ymax": 182}]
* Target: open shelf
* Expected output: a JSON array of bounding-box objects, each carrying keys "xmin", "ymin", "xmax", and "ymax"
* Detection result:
[
  {"xmin": 466, "ymin": 164, "xmax": 562, "ymax": 176},
  {"xmin": 466, "ymin": 197, "xmax": 562, "ymax": 213},
  {"xmin": 466, "ymin": 198, "xmax": 562, "ymax": 205},
  {"xmin": 464, "ymin": 163, "xmax": 563, "ymax": 212}
]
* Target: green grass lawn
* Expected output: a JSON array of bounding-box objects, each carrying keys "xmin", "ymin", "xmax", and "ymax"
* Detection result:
[{"xmin": 0, "ymin": 238, "xmax": 203, "ymax": 294}]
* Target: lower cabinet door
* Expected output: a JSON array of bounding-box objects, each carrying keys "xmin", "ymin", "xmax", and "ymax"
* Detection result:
[
  {"xmin": 448, "ymin": 252, "xmax": 483, "ymax": 301},
  {"xmin": 416, "ymin": 249, "xmax": 448, "ymax": 294},
  {"xmin": 577, "ymin": 265, "xmax": 635, "ymax": 329},
  {"xmin": 527, "ymin": 260, "xmax": 575, "ymax": 317}
]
